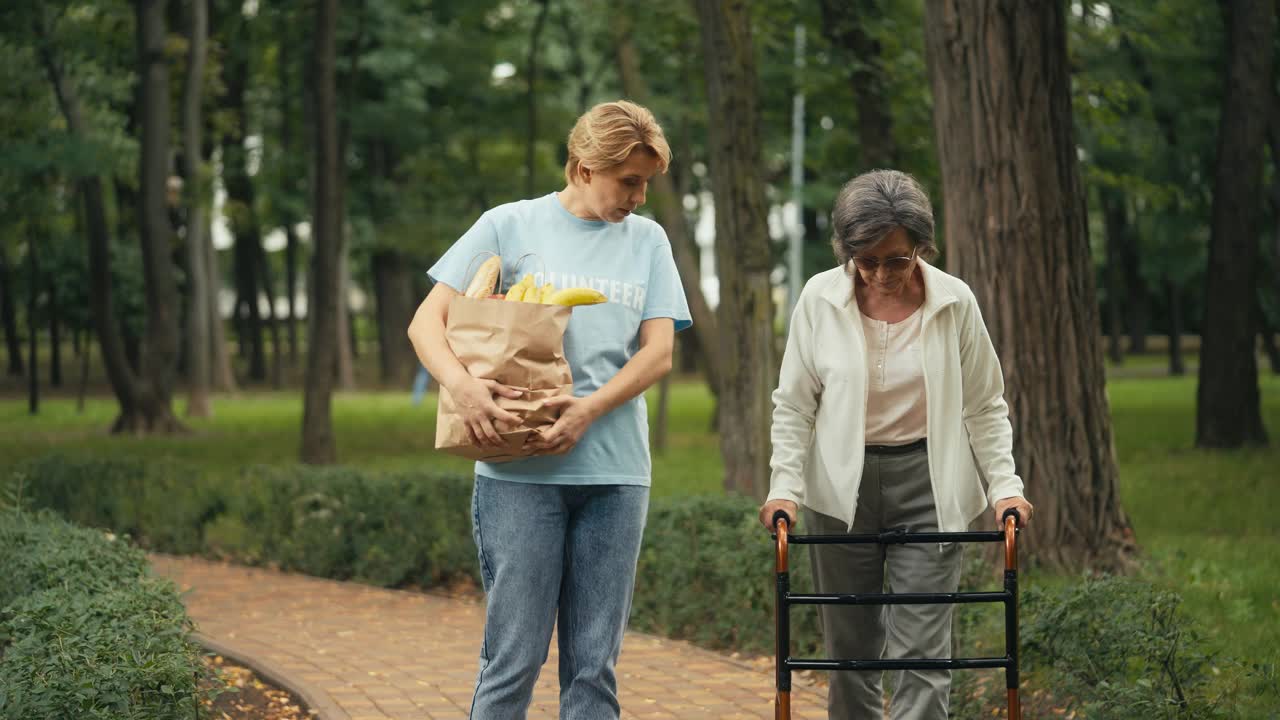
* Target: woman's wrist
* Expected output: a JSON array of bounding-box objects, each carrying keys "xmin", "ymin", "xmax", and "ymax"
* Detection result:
[
  {"xmin": 438, "ymin": 366, "xmax": 475, "ymax": 396},
  {"xmin": 579, "ymin": 393, "xmax": 606, "ymax": 421}
]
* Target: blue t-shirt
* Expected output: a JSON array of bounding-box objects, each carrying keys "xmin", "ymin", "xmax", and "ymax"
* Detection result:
[{"xmin": 428, "ymin": 192, "xmax": 692, "ymax": 486}]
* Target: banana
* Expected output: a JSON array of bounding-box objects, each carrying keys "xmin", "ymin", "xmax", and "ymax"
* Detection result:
[
  {"xmin": 547, "ymin": 287, "xmax": 608, "ymax": 307},
  {"xmin": 526, "ymin": 284, "xmax": 542, "ymax": 303},
  {"xmin": 537, "ymin": 283, "xmax": 556, "ymax": 304},
  {"xmin": 505, "ymin": 274, "xmax": 534, "ymax": 302},
  {"xmin": 505, "ymin": 280, "xmax": 526, "ymax": 302}
]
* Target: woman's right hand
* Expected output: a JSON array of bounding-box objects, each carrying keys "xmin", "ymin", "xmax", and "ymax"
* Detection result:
[
  {"xmin": 758, "ymin": 499, "xmax": 799, "ymax": 532},
  {"xmin": 448, "ymin": 376, "xmax": 524, "ymax": 446}
]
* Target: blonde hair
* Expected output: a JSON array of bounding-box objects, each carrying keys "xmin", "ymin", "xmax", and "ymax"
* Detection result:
[{"xmin": 564, "ymin": 100, "xmax": 672, "ymax": 184}]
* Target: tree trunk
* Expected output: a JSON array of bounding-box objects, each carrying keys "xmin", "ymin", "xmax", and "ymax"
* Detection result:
[
  {"xmin": 48, "ymin": 276, "xmax": 61, "ymax": 387},
  {"xmin": 924, "ymin": 0, "xmax": 1134, "ymax": 572},
  {"xmin": 128, "ymin": 0, "xmax": 186, "ymax": 433},
  {"xmin": 819, "ymin": 0, "xmax": 897, "ymax": 169},
  {"xmin": 123, "ymin": 320, "xmax": 142, "ymax": 373},
  {"xmin": 285, "ymin": 225, "xmax": 300, "ymax": 364},
  {"xmin": 277, "ymin": 7, "xmax": 301, "ymax": 368},
  {"xmin": 1, "ymin": 243, "xmax": 23, "ymax": 376},
  {"xmin": 184, "ymin": 0, "xmax": 211, "ymax": 417},
  {"xmin": 332, "ymin": 7, "xmax": 364, "ymax": 393},
  {"xmin": 1101, "ymin": 189, "xmax": 1126, "ymax": 364},
  {"xmin": 654, "ymin": 371, "xmax": 670, "ymax": 454},
  {"xmin": 694, "ymin": 0, "xmax": 776, "ymax": 501},
  {"xmin": 206, "ymin": 225, "xmax": 237, "ymax": 391},
  {"xmin": 613, "ymin": 16, "xmax": 722, "ymax": 396},
  {"xmin": 77, "ymin": 335, "xmax": 90, "ymax": 413},
  {"xmin": 372, "ymin": 250, "xmax": 417, "ymax": 387},
  {"xmin": 302, "ymin": 0, "xmax": 343, "ymax": 464},
  {"xmin": 336, "ymin": 249, "xmax": 356, "ymax": 389},
  {"xmin": 1121, "ymin": 199, "xmax": 1148, "ymax": 355},
  {"xmin": 1196, "ymin": 0, "xmax": 1274, "ymax": 448},
  {"xmin": 1258, "ymin": 300, "xmax": 1280, "ymax": 374},
  {"xmin": 1166, "ymin": 275, "xmax": 1185, "ymax": 376},
  {"xmin": 525, "ymin": 0, "xmax": 550, "ymax": 197},
  {"xmin": 222, "ymin": 27, "xmax": 267, "ymax": 383},
  {"xmin": 57, "ymin": 132, "xmax": 135, "ymax": 416},
  {"xmin": 256, "ymin": 240, "xmax": 283, "ymax": 388},
  {"xmin": 27, "ymin": 236, "xmax": 39, "ymax": 415},
  {"xmin": 231, "ymin": 216, "xmax": 265, "ymax": 381},
  {"xmin": 1267, "ymin": 92, "xmax": 1280, "ymax": 375},
  {"xmin": 41, "ymin": 12, "xmax": 182, "ymax": 433}
]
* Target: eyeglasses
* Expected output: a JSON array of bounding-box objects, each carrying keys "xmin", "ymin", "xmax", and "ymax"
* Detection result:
[{"xmin": 851, "ymin": 247, "xmax": 917, "ymax": 273}]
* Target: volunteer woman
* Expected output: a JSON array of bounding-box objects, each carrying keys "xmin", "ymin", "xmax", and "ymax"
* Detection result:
[{"xmin": 408, "ymin": 100, "xmax": 691, "ymax": 720}]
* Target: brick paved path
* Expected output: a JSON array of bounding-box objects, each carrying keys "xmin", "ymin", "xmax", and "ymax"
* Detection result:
[{"xmin": 151, "ymin": 555, "xmax": 823, "ymax": 720}]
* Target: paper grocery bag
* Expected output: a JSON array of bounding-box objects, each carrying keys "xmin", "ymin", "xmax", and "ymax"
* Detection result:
[{"xmin": 434, "ymin": 296, "xmax": 574, "ymax": 462}]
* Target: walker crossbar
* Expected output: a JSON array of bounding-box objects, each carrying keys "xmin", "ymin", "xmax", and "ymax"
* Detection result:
[{"xmin": 771, "ymin": 508, "xmax": 1022, "ymax": 720}]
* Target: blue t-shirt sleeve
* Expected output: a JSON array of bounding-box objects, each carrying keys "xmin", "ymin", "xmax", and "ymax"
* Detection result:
[
  {"xmin": 642, "ymin": 233, "xmax": 693, "ymax": 333},
  {"xmin": 427, "ymin": 212, "xmax": 501, "ymax": 292}
]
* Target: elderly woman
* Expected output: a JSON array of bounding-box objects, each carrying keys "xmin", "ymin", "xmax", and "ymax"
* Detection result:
[
  {"xmin": 409, "ymin": 100, "xmax": 691, "ymax": 719},
  {"xmin": 758, "ymin": 170, "xmax": 1033, "ymax": 719}
]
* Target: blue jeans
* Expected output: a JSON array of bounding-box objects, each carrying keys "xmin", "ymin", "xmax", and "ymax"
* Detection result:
[{"xmin": 469, "ymin": 475, "xmax": 649, "ymax": 720}]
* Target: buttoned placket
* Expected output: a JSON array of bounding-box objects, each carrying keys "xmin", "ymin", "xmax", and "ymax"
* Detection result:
[{"xmin": 869, "ymin": 316, "xmax": 890, "ymax": 389}]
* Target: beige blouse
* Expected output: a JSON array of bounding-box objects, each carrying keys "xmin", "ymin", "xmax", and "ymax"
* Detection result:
[{"xmin": 860, "ymin": 305, "xmax": 928, "ymax": 445}]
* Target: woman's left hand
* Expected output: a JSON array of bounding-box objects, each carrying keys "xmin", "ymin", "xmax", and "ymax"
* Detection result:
[
  {"xmin": 993, "ymin": 496, "xmax": 1034, "ymax": 529},
  {"xmin": 531, "ymin": 394, "xmax": 599, "ymax": 455}
]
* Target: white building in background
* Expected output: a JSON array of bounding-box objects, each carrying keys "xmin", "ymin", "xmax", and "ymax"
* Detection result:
[
  {"xmin": 210, "ymin": 170, "xmax": 364, "ymax": 322},
  {"xmin": 691, "ymin": 190, "xmax": 797, "ymax": 327}
]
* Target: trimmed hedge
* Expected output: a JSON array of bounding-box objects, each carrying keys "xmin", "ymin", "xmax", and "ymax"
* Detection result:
[
  {"xmin": 0, "ymin": 509, "xmax": 212, "ymax": 719},
  {"xmin": 17, "ymin": 453, "xmax": 818, "ymax": 657},
  {"xmin": 20, "ymin": 455, "xmax": 477, "ymax": 589},
  {"xmin": 633, "ymin": 493, "xmax": 821, "ymax": 656}
]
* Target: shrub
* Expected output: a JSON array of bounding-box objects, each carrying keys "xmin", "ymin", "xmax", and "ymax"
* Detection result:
[
  {"xmin": 951, "ymin": 567, "xmax": 1264, "ymax": 719},
  {"xmin": 631, "ymin": 493, "xmax": 822, "ymax": 657},
  {"xmin": 0, "ymin": 509, "xmax": 213, "ymax": 720},
  {"xmin": 19, "ymin": 454, "xmax": 219, "ymax": 554},
  {"xmin": 225, "ymin": 465, "xmax": 478, "ymax": 587},
  {"xmin": 1020, "ymin": 575, "xmax": 1249, "ymax": 719}
]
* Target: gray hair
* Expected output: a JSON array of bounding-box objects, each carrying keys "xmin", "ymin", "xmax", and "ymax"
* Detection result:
[{"xmin": 830, "ymin": 170, "xmax": 938, "ymax": 269}]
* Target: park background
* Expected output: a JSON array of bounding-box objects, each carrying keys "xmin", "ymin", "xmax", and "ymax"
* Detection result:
[{"xmin": 0, "ymin": 0, "xmax": 1277, "ymax": 717}]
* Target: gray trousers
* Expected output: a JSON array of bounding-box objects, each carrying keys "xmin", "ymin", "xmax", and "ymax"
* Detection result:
[{"xmin": 804, "ymin": 447, "xmax": 962, "ymax": 720}]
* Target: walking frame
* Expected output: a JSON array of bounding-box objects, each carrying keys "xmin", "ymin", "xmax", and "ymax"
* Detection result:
[{"xmin": 772, "ymin": 508, "xmax": 1023, "ymax": 719}]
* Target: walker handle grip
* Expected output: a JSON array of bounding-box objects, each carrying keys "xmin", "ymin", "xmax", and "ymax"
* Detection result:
[{"xmin": 772, "ymin": 510, "xmax": 792, "ymax": 529}]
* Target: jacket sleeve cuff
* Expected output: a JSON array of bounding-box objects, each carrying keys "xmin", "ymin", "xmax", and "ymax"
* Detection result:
[
  {"xmin": 767, "ymin": 485, "xmax": 804, "ymax": 506},
  {"xmin": 986, "ymin": 480, "xmax": 1025, "ymax": 508}
]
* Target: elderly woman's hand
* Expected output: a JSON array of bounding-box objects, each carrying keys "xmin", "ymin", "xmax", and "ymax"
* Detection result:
[
  {"xmin": 758, "ymin": 499, "xmax": 799, "ymax": 532},
  {"xmin": 993, "ymin": 496, "xmax": 1034, "ymax": 529}
]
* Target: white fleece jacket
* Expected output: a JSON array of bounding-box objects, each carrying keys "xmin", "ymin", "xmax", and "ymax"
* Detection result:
[{"xmin": 767, "ymin": 262, "xmax": 1025, "ymax": 532}]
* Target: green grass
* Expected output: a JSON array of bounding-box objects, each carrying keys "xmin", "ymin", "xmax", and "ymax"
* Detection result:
[
  {"xmin": 1, "ymin": 373, "xmax": 1277, "ymax": 702},
  {"xmin": 1108, "ymin": 377, "xmax": 1280, "ymax": 676},
  {"xmin": 1104, "ymin": 349, "xmax": 1200, "ymax": 373},
  {"xmin": 0, "ymin": 381, "xmax": 724, "ymax": 499}
]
